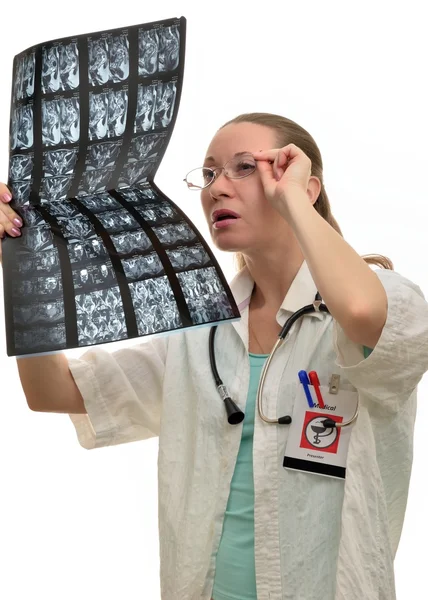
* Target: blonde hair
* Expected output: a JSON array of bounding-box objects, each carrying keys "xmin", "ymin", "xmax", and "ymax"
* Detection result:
[{"xmin": 219, "ymin": 113, "xmax": 393, "ymax": 272}]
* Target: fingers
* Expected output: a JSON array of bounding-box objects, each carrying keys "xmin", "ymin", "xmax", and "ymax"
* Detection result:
[
  {"xmin": 255, "ymin": 160, "xmax": 277, "ymax": 196},
  {"xmin": 0, "ymin": 183, "xmax": 23, "ymax": 237},
  {"xmin": 253, "ymin": 144, "xmax": 303, "ymax": 165},
  {"xmin": 254, "ymin": 151, "xmax": 283, "ymax": 181},
  {"xmin": 274, "ymin": 150, "xmax": 288, "ymax": 181},
  {"xmin": 253, "ymin": 149, "xmax": 279, "ymax": 162},
  {"xmin": 253, "ymin": 148, "xmax": 287, "ymax": 181},
  {"xmin": 0, "ymin": 182, "xmax": 13, "ymax": 204}
]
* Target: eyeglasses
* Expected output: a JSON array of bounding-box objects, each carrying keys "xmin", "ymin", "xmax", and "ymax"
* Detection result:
[{"xmin": 183, "ymin": 153, "xmax": 256, "ymax": 190}]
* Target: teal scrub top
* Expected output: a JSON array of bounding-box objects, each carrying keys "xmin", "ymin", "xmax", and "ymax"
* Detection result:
[{"xmin": 212, "ymin": 346, "xmax": 373, "ymax": 599}]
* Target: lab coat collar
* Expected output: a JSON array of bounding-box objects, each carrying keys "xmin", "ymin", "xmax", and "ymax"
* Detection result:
[{"xmin": 229, "ymin": 259, "xmax": 324, "ymax": 320}]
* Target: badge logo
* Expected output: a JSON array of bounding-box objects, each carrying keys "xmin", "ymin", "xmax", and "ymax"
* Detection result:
[{"xmin": 300, "ymin": 411, "xmax": 343, "ymax": 454}]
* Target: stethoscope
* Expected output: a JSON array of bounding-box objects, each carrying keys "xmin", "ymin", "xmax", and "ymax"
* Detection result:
[{"xmin": 209, "ymin": 292, "xmax": 359, "ymax": 429}]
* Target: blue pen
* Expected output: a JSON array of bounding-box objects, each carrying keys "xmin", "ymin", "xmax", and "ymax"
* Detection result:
[{"xmin": 298, "ymin": 370, "xmax": 315, "ymax": 408}]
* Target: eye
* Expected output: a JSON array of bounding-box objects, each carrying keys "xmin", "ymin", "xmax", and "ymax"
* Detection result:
[
  {"xmin": 202, "ymin": 168, "xmax": 215, "ymax": 183},
  {"xmin": 235, "ymin": 160, "xmax": 255, "ymax": 175}
]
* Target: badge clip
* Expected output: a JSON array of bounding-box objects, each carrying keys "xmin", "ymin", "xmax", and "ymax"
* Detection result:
[{"xmin": 329, "ymin": 374, "xmax": 340, "ymax": 395}]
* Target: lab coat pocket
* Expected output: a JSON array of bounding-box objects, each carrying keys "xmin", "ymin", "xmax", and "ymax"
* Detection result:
[{"xmin": 283, "ymin": 383, "xmax": 358, "ymax": 480}]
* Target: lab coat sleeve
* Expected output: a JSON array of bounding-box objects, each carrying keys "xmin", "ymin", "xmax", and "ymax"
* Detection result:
[
  {"xmin": 67, "ymin": 335, "xmax": 169, "ymax": 450},
  {"xmin": 332, "ymin": 269, "xmax": 428, "ymax": 408}
]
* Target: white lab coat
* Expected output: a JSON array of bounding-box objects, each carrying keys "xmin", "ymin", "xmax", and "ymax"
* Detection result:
[{"xmin": 68, "ymin": 261, "xmax": 428, "ymax": 600}]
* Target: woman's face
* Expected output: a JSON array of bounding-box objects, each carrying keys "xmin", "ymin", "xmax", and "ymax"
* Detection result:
[{"xmin": 200, "ymin": 122, "xmax": 290, "ymax": 255}]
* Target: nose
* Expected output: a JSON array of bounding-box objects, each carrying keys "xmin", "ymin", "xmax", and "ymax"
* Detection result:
[{"xmin": 208, "ymin": 168, "xmax": 234, "ymax": 201}]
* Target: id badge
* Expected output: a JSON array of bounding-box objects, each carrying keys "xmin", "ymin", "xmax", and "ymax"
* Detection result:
[{"xmin": 283, "ymin": 383, "xmax": 358, "ymax": 479}]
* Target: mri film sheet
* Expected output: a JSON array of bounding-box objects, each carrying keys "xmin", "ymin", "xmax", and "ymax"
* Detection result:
[{"xmin": 3, "ymin": 17, "xmax": 240, "ymax": 356}]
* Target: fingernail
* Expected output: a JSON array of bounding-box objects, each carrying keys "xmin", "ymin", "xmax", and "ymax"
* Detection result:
[
  {"xmin": 11, "ymin": 227, "xmax": 21, "ymax": 236},
  {"xmin": 2, "ymin": 193, "xmax": 12, "ymax": 202},
  {"xmin": 13, "ymin": 218, "xmax": 22, "ymax": 227}
]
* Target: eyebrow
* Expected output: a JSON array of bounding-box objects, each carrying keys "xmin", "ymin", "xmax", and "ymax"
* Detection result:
[{"xmin": 203, "ymin": 151, "xmax": 252, "ymax": 164}]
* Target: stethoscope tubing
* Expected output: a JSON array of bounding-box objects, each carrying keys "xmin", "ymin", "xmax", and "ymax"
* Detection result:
[{"xmin": 209, "ymin": 293, "xmax": 359, "ymax": 428}]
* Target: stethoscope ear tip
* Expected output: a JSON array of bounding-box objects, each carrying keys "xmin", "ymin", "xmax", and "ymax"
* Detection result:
[{"xmin": 322, "ymin": 418, "xmax": 336, "ymax": 429}]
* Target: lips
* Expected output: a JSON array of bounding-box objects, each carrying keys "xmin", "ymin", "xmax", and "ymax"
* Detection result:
[{"xmin": 211, "ymin": 209, "xmax": 240, "ymax": 223}]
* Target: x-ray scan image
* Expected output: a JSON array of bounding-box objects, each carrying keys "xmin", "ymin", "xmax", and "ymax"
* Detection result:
[
  {"xmin": 86, "ymin": 142, "xmax": 121, "ymax": 170},
  {"xmin": 158, "ymin": 25, "xmax": 180, "ymax": 72},
  {"xmin": 60, "ymin": 98, "xmax": 80, "ymax": 144},
  {"xmin": 19, "ymin": 227, "xmax": 55, "ymax": 253},
  {"xmin": 134, "ymin": 85, "xmax": 156, "ymax": 133},
  {"xmin": 19, "ymin": 206, "xmax": 49, "ymax": 228},
  {"xmin": 117, "ymin": 188, "xmax": 144, "ymax": 204},
  {"xmin": 78, "ymin": 168, "xmax": 113, "ymax": 195},
  {"xmin": 130, "ymin": 277, "xmax": 182, "ymax": 335},
  {"xmin": 108, "ymin": 90, "xmax": 128, "ymax": 138},
  {"xmin": 68, "ymin": 238, "xmax": 109, "ymax": 264},
  {"xmin": 15, "ymin": 324, "xmax": 67, "ymax": 353},
  {"xmin": 44, "ymin": 149, "xmax": 77, "ymax": 177},
  {"xmin": 15, "ymin": 105, "xmax": 34, "ymax": 149},
  {"xmin": 10, "ymin": 154, "xmax": 33, "ymax": 181},
  {"xmin": 42, "ymin": 46, "xmax": 60, "ymax": 94},
  {"xmin": 72, "ymin": 261, "xmax": 116, "ymax": 290},
  {"xmin": 9, "ymin": 180, "xmax": 31, "ymax": 206},
  {"xmin": 14, "ymin": 248, "xmax": 61, "ymax": 274},
  {"xmin": 58, "ymin": 215, "xmax": 96, "ymax": 242},
  {"xmin": 96, "ymin": 209, "xmax": 139, "ymax": 233},
  {"xmin": 76, "ymin": 287, "xmax": 126, "ymax": 345},
  {"xmin": 14, "ymin": 300, "xmax": 65, "ymax": 326},
  {"xmin": 138, "ymin": 25, "xmax": 179, "ymax": 76},
  {"xmin": 14, "ymin": 53, "xmax": 35, "ymax": 100},
  {"xmin": 10, "ymin": 109, "xmax": 18, "ymax": 150},
  {"xmin": 136, "ymin": 201, "xmax": 178, "ymax": 225},
  {"xmin": 138, "ymin": 29, "xmax": 159, "ymax": 76},
  {"xmin": 178, "ymin": 268, "xmax": 236, "ymax": 324},
  {"xmin": 118, "ymin": 160, "xmax": 156, "ymax": 187},
  {"xmin": 13, "ymin": 273, "xmax": 63, "ymax": 298},
  {"xmin": 111, "ymin": 230, "xmax": 152, "ymax": 255},
  {"xmin": 135, "ymin": 187, "xmax": 157, "ymax": 200},
  {"xmin": 128, "ymin": 133, "xmax": 165, "ymax": 162},
  {"xmin": 154, "ymin": 81, "xmax": 176, "ymax": 129},
  {"xmin": 40, "ymin": 176, "xmax": 73, "ymax": 202},
  {"xmin": 122, "ymin": 253, "xmax": 164, "ymax": 281},
  {"xmin": 88, "ymin": 38, "xmax": 110, "ymax": 86},
  {"xmin": 78, "ymin": 193, "xmax": 121, "ymax": 213},
  {"xmin": 166, "ymin": 244, "xmax": 211, "ymax": 271},
  {"xmin": 47, "ymin": 200, "xmax": 81, "ymax": 220},
  {"xmin": 5, "ymin": 18, "xmax": 241, "ymax": 356},
  {"xmin": 109, "ymin": 34, "xmax": 129, "ymax": 82},
  {"xmin": 153, "ymin": 222, "xmax": 197, "ymax": 246},
  {"xmin": 59, "ymin": 42, "xmax": 79, "ymax": 90},
  {"xmin": 42, "ymin": 100, "xmax": 61, "ymax": 146},
  {"xmin": 89, "ymin": 93, "xmax": 108, "ymax": 140},
  {"xmin": 118, "ymin": 185, "xmax": 160, "ymax": 205}
]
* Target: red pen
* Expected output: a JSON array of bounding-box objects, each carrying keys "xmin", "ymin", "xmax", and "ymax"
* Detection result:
[{"xmin": 308, "ymin": 371, "xmax": 325, "ymax": 408}]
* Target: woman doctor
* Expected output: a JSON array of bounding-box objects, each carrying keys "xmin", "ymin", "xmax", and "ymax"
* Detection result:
[{"xmin": 1, "ymin": 112, "xmax": 428, "ymax": 600}]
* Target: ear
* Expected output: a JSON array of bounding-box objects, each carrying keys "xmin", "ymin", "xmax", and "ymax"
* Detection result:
[{"xmin": 307, "ymin": 176, "xmax": 322, "ymax": 206}]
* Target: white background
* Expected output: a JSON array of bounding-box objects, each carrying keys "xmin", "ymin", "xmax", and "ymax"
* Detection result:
[{"xmin": 0, "ymin": 1, "xmax": 427, "ymax": 598}]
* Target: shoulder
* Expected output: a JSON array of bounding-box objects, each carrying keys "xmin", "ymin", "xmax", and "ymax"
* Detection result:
[
  {"xmin": 333, "ymin": 267, "xmax": 428, "ymax": 406},
  {"xmin": 373, "ymin": 267, "xmax": 425, "ymax": 300}
]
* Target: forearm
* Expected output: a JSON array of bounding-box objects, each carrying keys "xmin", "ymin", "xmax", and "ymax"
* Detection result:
[
  {"xmin": 17, "ymin": 353, "xmax": 85, "ymax": 413},
  {"xmin": 280, "ymin": 189, "xmax": 387, "ymax": 347}
]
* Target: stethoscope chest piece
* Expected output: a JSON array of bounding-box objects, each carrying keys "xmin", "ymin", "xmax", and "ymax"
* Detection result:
[{"xmin": 217, "ymin": 383, "xmax": 245, "ymax": 424}]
